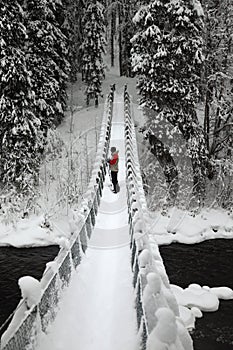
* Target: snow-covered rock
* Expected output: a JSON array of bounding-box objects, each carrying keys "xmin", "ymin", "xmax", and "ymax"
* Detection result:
[
  {"xmin": 171, "ymin": 283, "xmax": 219, "ymax": 312},
  {"xmin": 210, "ymin": 286, "xmax": 233, "ymax": 299},
  {"xmin": 18, "ymin": 276, "xmax": 41, "ymax": 309}
]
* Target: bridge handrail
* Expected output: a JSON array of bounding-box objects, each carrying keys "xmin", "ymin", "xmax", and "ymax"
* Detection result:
[
  {"xmin": 124, "ymin": 86, "xmax": 193, "ymax": 350},
  {"xmin": 0, "ymin": 86, "xmax": 115, "ymax": 350}
]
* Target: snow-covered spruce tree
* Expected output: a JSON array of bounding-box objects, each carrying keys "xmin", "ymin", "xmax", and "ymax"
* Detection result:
[
  {"xmin": 120, "ymin": 0, "xmax": 152, "ymax": 77},
  {"xmin": 25, "ymin": 0, "xmax": 70, "ymax": 130},
  {"xmin": 0, "ymin": 2, "xmax": 43, "ymax": 193},
  {"xmin": 48, "ymin": 0, "xmax": 70, "ymax": 120},
  {"xmin": 131, "ymin": 0, "xmax": 208, "ymax": 200},
  {"xmin": 81, "ymin": 0, "xmax": 106, "ymax": 107},
  {"xmin": 63, "ymin": 0, "xmax": 86, "ymax": 82}
]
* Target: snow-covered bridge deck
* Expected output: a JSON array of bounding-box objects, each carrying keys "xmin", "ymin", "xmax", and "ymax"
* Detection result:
[{"xmin": 36, "ymin": 94, "xmax": 138, "ymax": 350}]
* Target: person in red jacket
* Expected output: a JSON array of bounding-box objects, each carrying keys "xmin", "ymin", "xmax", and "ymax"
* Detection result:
[{"xmin": 107, "ymin": 146, "xmax": 119, "ymax": 193}]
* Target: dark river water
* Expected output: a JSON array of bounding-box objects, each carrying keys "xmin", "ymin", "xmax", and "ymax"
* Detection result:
[
  {"xmin": 159, "ymin": 239, "xmax": 233, "ymax": 350},
  {"xmin": 0, "ymin": 246, "xmax": 59, "ymax": 337}
]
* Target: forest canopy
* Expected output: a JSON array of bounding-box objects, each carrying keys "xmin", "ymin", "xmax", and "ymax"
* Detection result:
[{"xmin": 0, "ymin": 0, "xmax": 232, "ymax": 214}]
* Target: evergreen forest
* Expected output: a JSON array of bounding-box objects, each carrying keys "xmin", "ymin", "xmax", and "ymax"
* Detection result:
[{"xmin": 0, "ymin": 0, "xmax": 232, "ymax": 219}]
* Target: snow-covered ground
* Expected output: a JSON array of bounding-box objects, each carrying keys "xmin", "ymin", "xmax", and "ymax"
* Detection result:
[
  {"xmin": 131, "ymin": 98, "xmax": 233, "ymax": 245},
  {"xmin": 147, "ymin": 207, "xmax": 233, "ymax": 245},
  {"xmin": 0, "ymin": 91, "xmax": 104, "ymax": 248},
  {"xmin": 0, "ymin": 57, "xmax": 138, "ymax": 249}
]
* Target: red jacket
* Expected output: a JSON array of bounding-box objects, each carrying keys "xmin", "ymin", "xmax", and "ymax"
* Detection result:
[{"xmin": 109, "ymin": 151, "xmax": 119, "ymax": 172}]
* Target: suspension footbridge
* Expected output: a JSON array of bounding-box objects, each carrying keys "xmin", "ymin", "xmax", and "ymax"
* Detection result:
[{"xmin": 0, "ymin": 87, "xmax": 193, "ymax": 350}]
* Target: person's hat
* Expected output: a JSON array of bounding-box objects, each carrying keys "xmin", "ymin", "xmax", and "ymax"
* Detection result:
[{"xmin": 111, "ymin": 146, "xmax": 116, "ymax": 152}]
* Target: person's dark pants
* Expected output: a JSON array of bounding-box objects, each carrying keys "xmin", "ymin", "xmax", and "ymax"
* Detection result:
[{"xmin": 111, "ymin": 171, "xmax": 118, "ymax": 192}]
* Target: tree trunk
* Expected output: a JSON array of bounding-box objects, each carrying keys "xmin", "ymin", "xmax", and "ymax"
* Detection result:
[
  {"xmin": 210, "ymin": 86, "xmax": 224, "ymax": 157},
  {"xmin": 190, "ymin": 156, "xmax": 206, "ymax": 204},
  {"xmin": 110, "ymin": 9, "xmax": 116, "ymax": 67},
  {"xmin": 169, "ymin": 108, "xmax": 208, "ymax": 202},
  {"xmin": 95, "ymin": 95, "xmax": 98, "ymax": 108},
  {"xmin": 86, "ymin": 93, "xmax": 90, "ymax": 107},
  {"xmin": 183, "ymin": 127, "xmax": 207, "ymax": 202},
  {"xmin": 118, "ymin": 5, "xmax": 123, "ymax": 76},
  {"xmin": 204, "ymin": 85, "xmax": 211, "ymax": 152}
]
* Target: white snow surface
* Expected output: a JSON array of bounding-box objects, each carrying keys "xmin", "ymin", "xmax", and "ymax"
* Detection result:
[
  {"xmin": 146, "ymin": 207, "xmax": 233, "ymax": 245},
  {"xmin": 37, "ymin": 247, "xmax": 137, "ymax": 350}
]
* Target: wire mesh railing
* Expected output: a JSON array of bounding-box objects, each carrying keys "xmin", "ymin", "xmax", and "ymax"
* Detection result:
[
  {"xmin": 0, "ymin": 86, "xmax": 115, "ymax": 350},
  {"xmin": 124, "ymin": 86, "xmax": 194, "ymax": 350}
]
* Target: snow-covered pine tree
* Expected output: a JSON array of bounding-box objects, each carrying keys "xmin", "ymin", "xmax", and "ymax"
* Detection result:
[
  {"xmin": 81, "ymin": 0, "xmax": 106, "ymax": 107},
  {"xmin": 48, "ymin": 0, "xmax": 70, "ymax": 118},
  {"xmin": 0, "ymin": 2, "xmax": 43, "ymax": 192},
  {"xmin": 131, "ymin": 0, "xmax": 208, "ymax": 200},
  {"xmin": 25, "ymin": 0, "xmax": 70, "ymax": 129},
  {"xmin": 63, "ymin": 0, "xmax": 86, "ymax": 82},
  {"xmin": 120, "ymin": 0, "xmax": 152, "ymax": 77}
]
